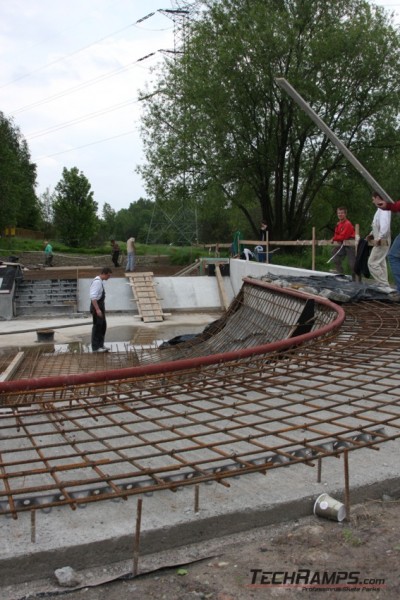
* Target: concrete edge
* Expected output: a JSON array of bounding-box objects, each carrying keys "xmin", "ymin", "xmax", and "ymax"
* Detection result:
[{"xmin": 1, "ymin": 475, "xmax": 399, "ymax": 586}]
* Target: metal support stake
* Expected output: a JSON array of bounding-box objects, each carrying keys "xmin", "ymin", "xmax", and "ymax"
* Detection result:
[
  {"xmin": 133, "ymin": 498, "xmax": 143, "ymax": 576},
  {"xmin": 194, "ymin": 484, "xmax": 200, "ymax": 513},
  {"xmin": 31, "ymin": 510, "xmax": 36, "ymax": 543},
  {"xmin": 317, "ymin": 457, "xmax": 322, "ymax": 483},
  {"xmin": 343, "ymin": 450, "xmax": 350, "ymax": 521}
]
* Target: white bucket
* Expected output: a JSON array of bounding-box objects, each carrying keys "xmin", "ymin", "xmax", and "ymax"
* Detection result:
[{"xmin": 313, "ymin": 493, "xmax": 346, "ymax": 522}]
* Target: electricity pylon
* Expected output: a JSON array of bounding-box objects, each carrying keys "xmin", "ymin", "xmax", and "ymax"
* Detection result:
[{"xmin": 146, "ymin": 1, "xmax": 201, "ymax": 246}]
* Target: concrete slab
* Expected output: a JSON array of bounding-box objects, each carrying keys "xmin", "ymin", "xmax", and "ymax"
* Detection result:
[
  {"xmin": 1, "ymin": 264, "xmax": 399, "ymax": 589},
  {"xmin": 229, "ymin": 258, "xmax": 334, "ymax": 296},
  {"xmin": 0, "ymin": 313, "xmax": 220, "ymax": 350},
  {"xmin": 77, "ymin": 275, "xmax": 235, "ymax": 313},
  {"xmin": 0, "ymin": 439, "xmax": 398, "ymax": 586}
]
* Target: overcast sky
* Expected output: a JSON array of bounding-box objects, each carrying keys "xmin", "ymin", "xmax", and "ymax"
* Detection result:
[{"xmin": 0, "ymin": 1, "xmax": 399, "ymax": 216}]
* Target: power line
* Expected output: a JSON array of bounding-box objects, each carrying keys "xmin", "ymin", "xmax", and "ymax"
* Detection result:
[
  {"xmin": 35, "ymin": 128, "xmax": 139, "ymax": 160},
  {"xmin": 11, "ymin": 52, "xmax": 157, "ymax": 116},
  {"xmin": 0, "ymin": 12, "xmax": 159, "ymax": 90},
  {"xmin": 26, "ymin": 98, "xmax": 139, "ymax": 140},
  {"xmin": 1, "ymin": 2, "xmax": 191, "ymax": 207}
]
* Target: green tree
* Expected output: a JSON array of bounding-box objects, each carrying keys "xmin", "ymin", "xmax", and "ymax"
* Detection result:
[
  {"xmin": 96, "ymin": 202, "xmax": 117, "ymax": 242},
  {"xmin": 114, "ymin": 198, "xmax": 155, "ymax": 242},
  {"xmin": 102, "ymin": 203, "xmax": 116, "ymax": 233},
  {"xmin": 38, "ymin": 187, "xmax": 56, "ymax": 237},
  {"xmin": 0, "ymin": 111, "xmax": 39, "ymax": 232},
  {"xmin": 53, "ymin": 167, "xmax": 98, "ymax": 246},
  {"xmin": 139, "ymin": 0, "xmax": 400, "ymax": 241}
]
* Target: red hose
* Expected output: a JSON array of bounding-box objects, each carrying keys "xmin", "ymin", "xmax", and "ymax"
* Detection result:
[{"xmin": 0, "ymin": 279, "xmax": 345, "ymax": 394}]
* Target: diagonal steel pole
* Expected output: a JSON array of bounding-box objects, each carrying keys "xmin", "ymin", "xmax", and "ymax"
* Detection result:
[{"xmin": 275, "ymin": 77, "xmax": 394, "ymax": 203}]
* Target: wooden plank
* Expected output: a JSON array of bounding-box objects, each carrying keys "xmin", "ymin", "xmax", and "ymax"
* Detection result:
[
  {"xmin": 143, "ymin": 316, "xmax": 163, "ymax": 322},
  {"xmin": 215, "ymin": 264, "xmax": 230, "ymax": 311},
  {"xmin": 0, "ymin": 351, "xmax": 25, "ymax": 382},
  {"xmin": 126, "ymin": 271, "xmax": 167, "ymax": 322}
]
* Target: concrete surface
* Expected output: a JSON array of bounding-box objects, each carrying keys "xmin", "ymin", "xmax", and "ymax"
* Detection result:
[
  {"xmin": 77, "ymin": 275, "xmax": 235, "ymax": 312},
  {"xmin": 0, "ymin": 312, "xmax": 220, "ymax": 350},
  {"xmin": 1, "ymin": 262, "xmax": 399, "ymax": 589},
  {"xmin": 229, "ymin": 258, "xmax": 334, "ymax": 296},
  {"xmin": 1, "ymin": 439, "xmax": 398, "ymax": 586}
]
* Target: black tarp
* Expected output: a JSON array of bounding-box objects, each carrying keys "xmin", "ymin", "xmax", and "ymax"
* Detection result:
[{"xmin": 259, "ymin": 273, "xmax": 397, "ymax": 303}]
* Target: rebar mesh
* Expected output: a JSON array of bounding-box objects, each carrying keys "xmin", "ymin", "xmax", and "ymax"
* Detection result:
[{"xmin": 1, "ymin": 282, "xmax": 399, "ymax": 518}]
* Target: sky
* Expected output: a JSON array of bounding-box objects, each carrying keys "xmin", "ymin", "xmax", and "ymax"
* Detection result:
[{"xmin": 0, "ymin": 1, "xmax": 399, "ymax": 216}]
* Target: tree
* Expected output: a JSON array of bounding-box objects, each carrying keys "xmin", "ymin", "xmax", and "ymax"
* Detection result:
[
  {"xmin": 96, "ymin": 202, "xmax": 117, "ymax": 242},
  {"xmin": 114, "ymin": 198, "xmax": 155, "ymax": 242},
  {"xmin": 53, "ymin": 167, "xmax": 98, "ymax": 246},
  {"xmin": 102, "ymin": 203, "xmax": 116, "ymax": 232},
  {"xmin": 38, "ymin": 187, "xmax": 56, "ymax": 237},
  {"xmin": 138, "ymin": 0, "xmax": 400, "ymax": 241},
  {"xmin": 0, "ymin": 111, "xmax": 39, "ymax": 232}
]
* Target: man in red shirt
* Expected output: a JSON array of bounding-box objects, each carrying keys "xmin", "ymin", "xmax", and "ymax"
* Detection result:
[
  {"xmin": 373, "ymin": 194, "xmax": 400, "ymax": 291},
  {"xmin": 330, "ymin": 207, "xmax": 356, "ymax": 278}
]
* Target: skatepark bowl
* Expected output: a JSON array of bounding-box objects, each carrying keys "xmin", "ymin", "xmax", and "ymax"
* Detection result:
[{"xmin": 0, "ymin": 277, "xmax": 400, "ymax": 520}]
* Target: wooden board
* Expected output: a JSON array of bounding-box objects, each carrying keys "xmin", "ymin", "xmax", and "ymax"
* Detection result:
[{"xmin": 126, "ymin": 272, "xmax": 167, "ymax": 322}]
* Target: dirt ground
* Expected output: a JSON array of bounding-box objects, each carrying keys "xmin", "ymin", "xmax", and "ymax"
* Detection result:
[{"xmin": 5, "ymin": 497, "xmax": 399, "ymax": 600}]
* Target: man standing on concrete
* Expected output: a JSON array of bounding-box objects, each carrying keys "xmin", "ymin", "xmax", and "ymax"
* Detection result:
[
  {"xmin": 367, "ymin": 192, "xmax": 391, "ymax": 291},
  {"xmin": 373, "ymin": 192, "xmax": 400, "ymax": 292},
  {"xmin": 330, "ymin": 207, "xmax": 356, "ymax": 278},
  {"xmin": 126, "ymin": 235, "xmax": 136, "ymax": 272},
  {"xmin": 90, "ymin": 267, "xmax": 112, "ymax": 352}
]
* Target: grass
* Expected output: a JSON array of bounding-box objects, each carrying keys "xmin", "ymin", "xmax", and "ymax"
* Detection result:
[
  {"xmin": 342, "ymin": 528, "xmax": 363, "ymax": 546},
  {"xmin": 0, "ymin": 237, "xmax": 215, "ymax": 263},
  {"xmin": 1, "ymin": 236, "xmax": 385, "ymax": 280},
  {"xmin": 0, "ymin": 236, "xmax": 336, "ymax": 272}
]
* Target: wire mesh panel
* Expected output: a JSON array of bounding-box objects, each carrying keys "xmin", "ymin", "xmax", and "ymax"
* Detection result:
[{"xmin": 1, "ymin": 282, "xmax": 399, "ymax": 518}]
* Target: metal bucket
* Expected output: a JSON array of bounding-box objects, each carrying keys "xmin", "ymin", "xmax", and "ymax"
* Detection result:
[
  {"xmin": 36, "ymin": 329, "xmax": 55, "ymax": 342},
  {"xmin": 313, "ymin": 492, "xmax": 346, "ymax": 522}
]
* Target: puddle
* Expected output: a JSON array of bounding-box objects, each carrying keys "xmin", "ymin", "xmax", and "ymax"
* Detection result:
[
  {"xmin": 79, "ymin": 323, "xmax": 207, "ymax": 346},
  {"xmin": 0, "ymin": 323, "xmax": 208, "ymax": 355}
]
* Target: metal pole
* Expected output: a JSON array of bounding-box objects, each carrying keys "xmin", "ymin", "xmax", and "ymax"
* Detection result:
[
  {"xmin": 275, "ymin": 78, "xmax": 394, "ymax": 204},
  {"xmin": 343, "ymin": 450, "xmax": 351, "ymax": 521},
  {"xmin": 312, "ymin": 226, "xmax": 316, "ymax": 271},
  {"xmin": 133, "ymin": 498, "xmax": 143, "ymax": 576}
]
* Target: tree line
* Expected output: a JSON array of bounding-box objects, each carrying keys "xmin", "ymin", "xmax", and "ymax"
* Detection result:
[
  {"xmin": 139, "ymin": 0, "xmax": 400, "ymax": 241},
  {"xmin": 2, "ymin": 0, "xmax": 400, "ymax": 248},
  {"xmin": 0, "ymin": 111, "xmax": 237, "ymax": 246}
]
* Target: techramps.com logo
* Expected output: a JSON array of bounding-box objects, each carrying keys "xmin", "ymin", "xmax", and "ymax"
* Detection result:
[{"xmin": 247, "ymin": 569, "xmax": 386, "ymax": 592}]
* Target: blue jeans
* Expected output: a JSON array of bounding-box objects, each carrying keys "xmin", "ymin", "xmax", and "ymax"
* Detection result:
[
  {"xmin": 126, "ymin": 252, "xmax": 135, "ymax": 271},
  {"xmin": 388, "ymin": 233, "xmax": 400, "ymax": 291}
]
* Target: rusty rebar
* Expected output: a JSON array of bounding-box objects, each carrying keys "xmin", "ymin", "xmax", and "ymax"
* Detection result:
[{"xmin": 0, "ymin": 299, "xmax": 400, "ymax": 518}]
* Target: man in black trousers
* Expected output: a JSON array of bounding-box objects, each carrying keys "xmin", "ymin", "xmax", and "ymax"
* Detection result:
[{"xmin": 90, "ymin": 267, "xmax": 112, "ymax": 352}]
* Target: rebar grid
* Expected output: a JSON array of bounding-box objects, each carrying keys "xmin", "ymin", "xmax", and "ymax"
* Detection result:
[
  {"xmin": 1, "ymin": 298, "xmax": 400, "ymax": 518},
  {"xmin": 7, "ymin": 344, "xmax": 140, "ymax": 381},
  {"xmin": 137, "ymin": 283, "xmax": 339, "ymax": 363},
  {"xmin": 3, "ymin": 281, "xmax": 340, "ymax": 386}
]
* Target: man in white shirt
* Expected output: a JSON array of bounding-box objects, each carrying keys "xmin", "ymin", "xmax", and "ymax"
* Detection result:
[
  {"xmin": 367, "ymin": 193, "xmax": 392, "ymax": 291},
  {"xmin": 90, "ymin": 267, "xmax": 112, "ymax": 352},
  {"xmin": 126, "ymin": 236, "xmax": 136, "ymax": 272}
]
